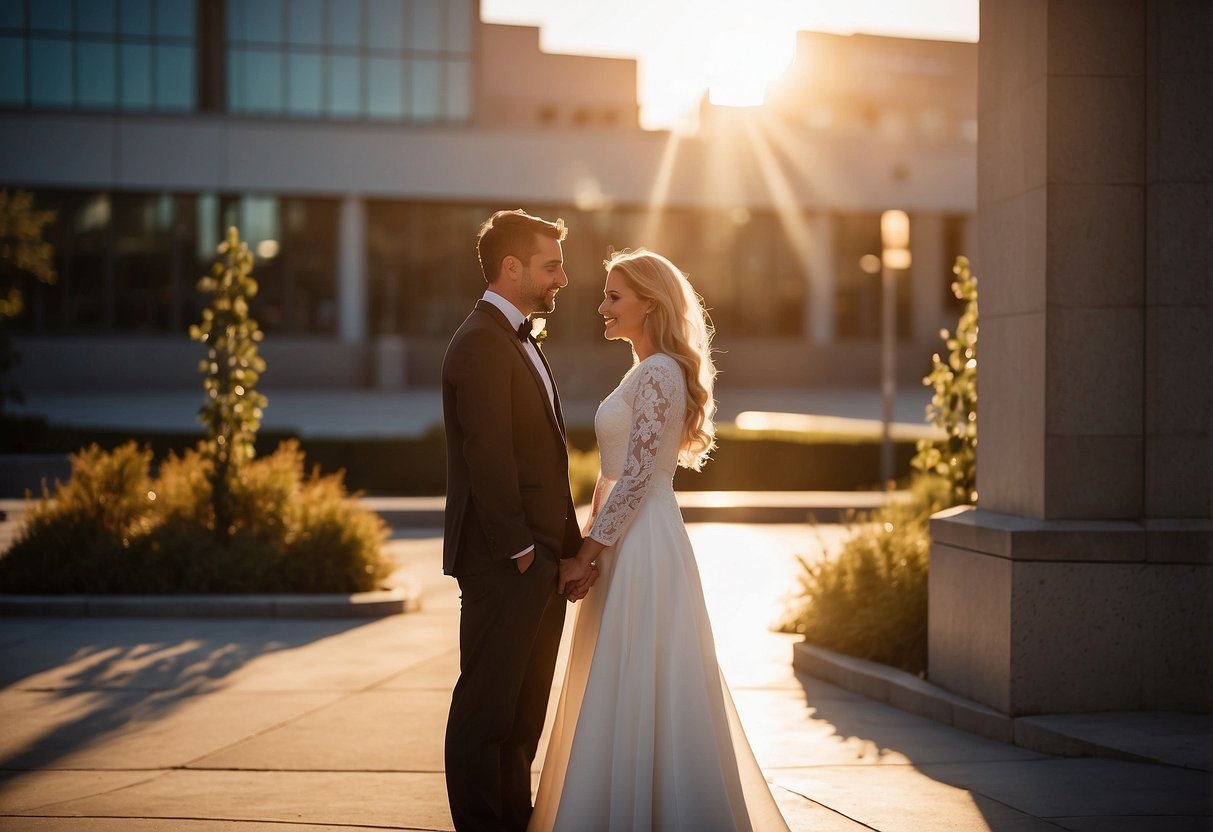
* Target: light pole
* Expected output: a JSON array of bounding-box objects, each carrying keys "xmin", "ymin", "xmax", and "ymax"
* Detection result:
[{"xmin": 880, "ymin": 210, "xmax": 911, "ymax": 486}]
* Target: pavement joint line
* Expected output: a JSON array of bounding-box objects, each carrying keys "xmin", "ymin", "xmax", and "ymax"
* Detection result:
[
  {"xmin": 772, "ymin": 781, "xmax": 882, "ymax": 831},
  {"xmin": 2, "ymin": 768, "xmax": 171, "ymax": 815}
]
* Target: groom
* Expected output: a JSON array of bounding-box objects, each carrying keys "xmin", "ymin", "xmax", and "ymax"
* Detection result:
[{"xmin": 441, "ymin": 209, "xmax": 590, "ymax": 832}]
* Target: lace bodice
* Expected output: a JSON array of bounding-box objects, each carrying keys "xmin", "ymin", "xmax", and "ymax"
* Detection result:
[{"xmin": 587, "ymin": 353, "xmax": 686, "ymax": 545}]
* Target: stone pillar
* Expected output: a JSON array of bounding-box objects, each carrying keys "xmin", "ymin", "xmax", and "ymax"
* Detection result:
[
  {"xmin": 928, "ymin": 0, "xmax": 1212, "ymax": 716},
  {"xmin": 338, "ymin": 195, "xmax": 368, "ymax": 345},
  {"xmin": 806, "ymin": 211, "xmax": 836, "ymax": 345}
]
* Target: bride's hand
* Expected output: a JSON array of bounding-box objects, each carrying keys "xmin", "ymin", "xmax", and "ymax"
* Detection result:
[
  {"xmin": 558, "ymin": 557, "xmax": 594, "ymax": 597},
  {"xmin": 559, "ymin": 539, "xmax": 606, "ymax": 597}
]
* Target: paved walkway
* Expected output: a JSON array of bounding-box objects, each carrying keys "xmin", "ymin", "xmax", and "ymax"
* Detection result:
[{"xmin": 1, "ymin": 523, "xmax": 1209, "ymax": 831}]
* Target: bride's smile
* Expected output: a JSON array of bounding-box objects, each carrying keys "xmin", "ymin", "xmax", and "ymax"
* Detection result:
[{"xmin": 598, "ymin": 270, "xmax": 655, "ymax": 348}]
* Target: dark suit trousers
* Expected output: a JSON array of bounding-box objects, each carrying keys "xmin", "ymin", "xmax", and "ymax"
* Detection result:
[{"xmin": 445, "ymin": 552, "xmax": 567, "ymax": 832}]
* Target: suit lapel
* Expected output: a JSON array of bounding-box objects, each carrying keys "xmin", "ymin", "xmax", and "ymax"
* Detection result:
[
  {"xmin": 532, "ymin": 343, "xmax": 567, "ymax": 438},
  {"xmin": 475, "ymin": 301, "xmax": 566, "ymax": 439}
]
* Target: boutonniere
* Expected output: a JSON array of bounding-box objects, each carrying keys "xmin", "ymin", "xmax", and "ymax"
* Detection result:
[{"xmin": 531, "ymin": 317, "xmax": 549, "ymax": 343}]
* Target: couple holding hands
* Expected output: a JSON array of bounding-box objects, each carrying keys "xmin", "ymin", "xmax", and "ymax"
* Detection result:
[{"xmin": 442, "ymin": 209, "xmax": 789, "ymax": 831}]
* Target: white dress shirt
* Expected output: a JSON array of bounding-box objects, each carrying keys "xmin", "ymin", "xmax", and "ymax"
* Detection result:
[
  {"xmin": 482, "ymin": 290, "xmax": 556, "ymax": 415},
  {"xmin": 481, "ymin": 290, "xmax": 556, "ymax": 560}
]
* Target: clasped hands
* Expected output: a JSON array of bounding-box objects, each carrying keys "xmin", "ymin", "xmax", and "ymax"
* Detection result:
[{"xmin": 558, "ymin": 538, "xmax": 606, "ymax": 602}]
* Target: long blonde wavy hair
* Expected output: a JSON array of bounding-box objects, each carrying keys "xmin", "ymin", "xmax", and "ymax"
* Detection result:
[{"xmin": 605, "ymin": 249, "xmax": 717, "ymax": 471}]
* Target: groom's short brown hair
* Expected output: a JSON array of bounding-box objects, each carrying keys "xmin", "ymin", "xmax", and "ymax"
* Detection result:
[{"xmin": 477, "ymin": 209, "xmax": 567, "ymax": 283}]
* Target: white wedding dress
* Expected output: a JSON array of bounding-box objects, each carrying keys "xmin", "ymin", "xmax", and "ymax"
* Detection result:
[{"xmin": 529, "ymin": 354, "xmax": 790, "ymax": 832}]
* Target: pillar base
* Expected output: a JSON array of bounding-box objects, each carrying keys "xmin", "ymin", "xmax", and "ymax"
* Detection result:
[{"xmin": 928, "ymin": 506, "xmax": 1213, "ymax": 716}]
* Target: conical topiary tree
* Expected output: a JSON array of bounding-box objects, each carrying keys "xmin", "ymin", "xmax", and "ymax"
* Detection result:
[
  {"xmin": 911, "ymin": 255, "xmax": 978, "ymax": 506},
  {"xmin": 189, "ymin": 226, "xmax": 267, "ymax": 542}
]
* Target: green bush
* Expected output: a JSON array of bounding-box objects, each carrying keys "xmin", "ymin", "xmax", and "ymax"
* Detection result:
[
  {"xmin": 780, "ymin": 475, "xmax": 952, "ymax": 674},
  {"xmin": 783, "ymin": 255, "xmax": 980, "ymax": 674},
  {"xmin": 912, "ymin": 256, "xmax": 978, "ymax": 504},
  {"xmin": 0, "ymin": 440, "xmax": 390, "ymax": 594}
]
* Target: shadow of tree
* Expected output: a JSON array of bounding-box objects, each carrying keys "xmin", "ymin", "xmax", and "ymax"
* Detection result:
[{"xmin": 0, "ymin": 616, "xmax": 374, "ymax": 773}]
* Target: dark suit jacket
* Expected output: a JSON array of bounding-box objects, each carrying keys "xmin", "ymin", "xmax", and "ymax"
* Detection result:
[{"xmin": 441, "ymin": 300, "xmax": 582, "ymax": 576}]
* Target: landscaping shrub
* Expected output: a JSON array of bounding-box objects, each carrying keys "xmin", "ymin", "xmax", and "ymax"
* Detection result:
[
  {"xmin": 0, "ymin": 227, "xmax": 390, "ymax": 595},
  {"xmin": 780, "ymin": 474, "xmax": 951, "ymax": 675},
  {"xmin": 782, "ymin": 256, "xmax": 980, "ymax": 674},
  {"xmin": 0, "ymin": 440, "xmax": 390, "ymax": 594}
]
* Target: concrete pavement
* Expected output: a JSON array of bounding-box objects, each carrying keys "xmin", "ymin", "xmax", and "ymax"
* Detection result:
[{"xmin": 1, "ymin": 523, "xmax": 1209, "ymax": 831}]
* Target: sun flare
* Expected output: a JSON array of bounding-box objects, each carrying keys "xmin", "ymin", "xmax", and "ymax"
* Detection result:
[
  {"xmin": 703, "ymin": 15, "xmax": 796, "ymax": 108},
  {"xmin": 636, "ymin": 5, "xmax": 798, "ymax": 129}
]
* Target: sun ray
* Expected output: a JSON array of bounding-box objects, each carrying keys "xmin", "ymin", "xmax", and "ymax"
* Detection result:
[{"xmin": 641, "ymin": 129, "xmax": 684, "ymax": 243}]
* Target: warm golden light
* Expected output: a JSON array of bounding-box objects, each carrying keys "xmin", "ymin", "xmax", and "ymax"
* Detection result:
[
  {"xmin": 704, "ymin": 15, "xmax": 796, "ymax": 108},
  {"xmin": 880, "ymin": 210, "xmax": 910, "ymax": 250},
  {"xmin": 881, "ymin": 210, "xmax": 912, "ymax": 269}
]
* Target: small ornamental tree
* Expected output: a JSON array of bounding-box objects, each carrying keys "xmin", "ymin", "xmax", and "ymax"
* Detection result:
[
  {"xmin": 912, "ymin": 255, "xmax": 978, "ymax": 506},
  {"xmin": 189, "ymin": 226, "xmax": 268, "ymax": 542}
]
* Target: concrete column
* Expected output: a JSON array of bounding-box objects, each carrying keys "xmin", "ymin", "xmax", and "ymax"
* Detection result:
[
  {"xmin": 928, "ymin": 0, "xmax": 1212, "ymax": 716},
  {"xmin": 806, "ymin": 211, "xmax": 836, "ymax": 345},
  {"xmin": 338, "ymin": 195, "xmax": 368, "ymax": 345},
  {"xmin": 910, "ymin": 212, "xmax": 945, "ymax": 341}
]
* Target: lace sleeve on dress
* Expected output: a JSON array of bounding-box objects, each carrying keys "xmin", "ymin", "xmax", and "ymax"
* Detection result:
[{"xmin": 588, "ymin": 359, "xmax": 679, "ymax": 546}]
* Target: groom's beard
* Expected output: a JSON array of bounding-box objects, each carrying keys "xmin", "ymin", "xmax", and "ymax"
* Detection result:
[{"xmin": 520, "ymin": 271, "xmax": 559, "ymax": 315}]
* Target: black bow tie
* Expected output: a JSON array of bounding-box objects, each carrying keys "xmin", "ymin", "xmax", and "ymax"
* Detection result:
[{"xmin": 517, "ymin": 320, "xmax": 532, "ymax": 342}]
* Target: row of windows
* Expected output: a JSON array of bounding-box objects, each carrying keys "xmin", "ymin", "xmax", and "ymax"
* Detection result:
[
  {"xmin": 0, "ymin": 0, "xmax": 474, "ymax": 121},
  {"xmin": 8, "ymin": 190, "xmax": 964, "ymax": 343},
  {"xmin": 227, "ymin": 0, "xmax": 471, "ymax": 54},
  {"xmin": 228, "ymin": 49, "xmax": 468, "ymax": 119},
  {"xmin": 0, "ymin": 0, "xmax": 193, "ymax": 36},
  {"xmin": 0, "ymin": 0, "xmax": 195, "ymax": 110}
]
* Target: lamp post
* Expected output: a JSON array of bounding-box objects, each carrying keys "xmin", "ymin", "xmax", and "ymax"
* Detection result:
[{"xmin": 880, "ymin": 210, "xmax": 911, "ymax": 486}]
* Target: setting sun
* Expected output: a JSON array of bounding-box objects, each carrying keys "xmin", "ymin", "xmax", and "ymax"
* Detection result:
[
  {"xmin": 481, "ymin": 0, "xmax": 978, "ymax": 130},
  {"xmin": 703, "ymin": 15, "xmax": 796, "ymax": 108}
]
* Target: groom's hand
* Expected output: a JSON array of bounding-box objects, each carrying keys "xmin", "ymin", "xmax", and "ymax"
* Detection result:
[
  {"xmin": 558, "ymin": 558, "xmax": 591, "ymax": 597},
  {"xmin": 566, "ymin": 569, "xmax": 597, "ymax": 602},
  {"xmin": 516, "ymin": 551, "xmax": 535, "ymax": 573},
  {"xmin": 559, "ymin": 559, "xmax": 599, "ymax": 601}
]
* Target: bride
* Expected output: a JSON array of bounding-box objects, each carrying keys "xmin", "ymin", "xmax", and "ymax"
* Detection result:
[{"xmin": 530, "ymin": 250, "xmax": 789, "ymax": 831}]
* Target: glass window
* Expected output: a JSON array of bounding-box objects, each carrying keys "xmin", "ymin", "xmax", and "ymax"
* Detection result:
[
  {"xmin": 155, "ymin": 43, "xmax": 193, "ymax": 109},
  {"xmin": 0, "ymin": 36, "xmax": 25, "ymax": 104},
  {"xmin": 30, "ymin": 38, "xmax": 73, "ymax": 105},
  {"xmin": 120, "ymin": 42, "xmax": 153, "ymax": 107},
  {"xmin": 445, "ymin": 59, "xmax": 469, "ymax": 119},
  {"xmin": 120, "ymin": 0, "xmax": 152, "ymax": 35},
  {"xmin": 0, "ymin": 0, "xmax": 26, "ymax": 29},
  {"xmin": 326, "ymin": 1, "xmax": 360, "ymax": 47},
  {"xmin": 30, "ymin": 0, "xmax": 72, "ymax": 31},
  {"xmin": 286, "ymin": 51, "xmax": 322, "ymax": 115},
  {"xmin": 226, "ymin": 0, "xmax": 471, "ymax": 122},
  {"xmin": 328, "ymin": 53, "xmax": 360, "ymax": 117},
  {"xmin": 408, "ymin": 0, "xmax": 441, "ymax": 51},
  {"xmin": 77, "ymin": 0, "xmax": 118, "ymax": 34},
  {"xmin": 154, "ymin": 0, "xmax": 193, "ymax": 37},
  {"xmin": 445, "ymin": 0, "xmax": 471, "ymax": 52},
  {"xmin": 78, "ymin": 41, "xmax": 118, "ymax": 108},
  {"xmin": 367, "ymin": 56, "xmax": 402, "ymax": 118},
  {"xmin": 240, "ymin": 0, "xmax": 281, "ymax": 44},
  {"xmin": 367, "ymin": 0, "xmax": 402, "ymax": 51},
  {"xmin": 287, "ymin": 0, "xmax": 323, "ymax": 45},
  {"xmin": 410, "ymin": 57, "xmax": 439, "ymax": 120},
  {"xmin": 6, "ymin": 0, "xmax": 194, "ymax": 112},
  {"xmin": 240, "ymin": 48, "xmax": 282, "ymax": 112}
]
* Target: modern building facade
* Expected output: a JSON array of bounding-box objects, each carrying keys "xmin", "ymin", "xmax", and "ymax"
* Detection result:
[{"xmin": 0, "ymin": 0, "xmax": 977, "ymax": 395}]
